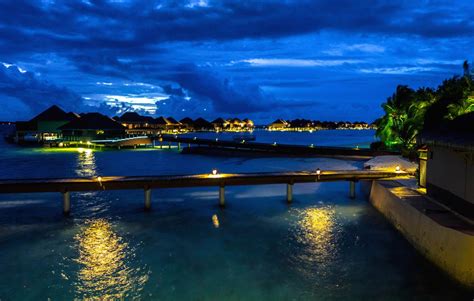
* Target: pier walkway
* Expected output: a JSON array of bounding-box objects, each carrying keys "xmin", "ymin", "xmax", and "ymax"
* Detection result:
[
  {"xmin": 0, "ymin": 170, "xmax": 408, "ymax": 215},
  {"xmin": 159, "ymin": 135, "xmax": 399, "ymax": 158}
]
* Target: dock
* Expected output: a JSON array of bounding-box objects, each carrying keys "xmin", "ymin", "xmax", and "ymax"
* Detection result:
[
  {"xmin": 159, "ymin": 135, "xmax": 399, "ymax": 158},
  {"xmin": 0, "ymin": 169, "xmax": 408, "ymax": 215}
]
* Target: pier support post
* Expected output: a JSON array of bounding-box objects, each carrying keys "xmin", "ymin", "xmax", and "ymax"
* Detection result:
[
  {"xmin": 349, "ymin": 181, "xmax": 356, "ymax": 199},
  {"xmin": 168, "ymin": 142, "xmax": 171, "ymax": 149},
  {"xmin": 62, "ymin": 191, "xmax": 70, "ymax": 215},
  {"xmin": 178, "ymin": 142, "xmax": 181, "ymax": 150},
  {"xmin": 219, "ymin": 185, "xmax": 225, "ymax": 207},
  {"xmin": 188, "ymin": 143, "xmax": 191, "ymax": 148},
  {"xmin": 144, "ymin": 188, "xmax": 151, "ymax": 211},
  {"xmin": 286, "ymin": 183, "xmax": 293, "ymax": 203}
]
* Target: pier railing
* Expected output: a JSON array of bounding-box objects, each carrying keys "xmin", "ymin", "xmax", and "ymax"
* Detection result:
[{"xmin": 0, "ymin": 170, "xmax": 409, "ymax": 215}]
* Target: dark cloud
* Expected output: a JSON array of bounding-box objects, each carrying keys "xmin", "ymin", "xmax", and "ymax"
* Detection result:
[
  {"xmin": 0, "ymin": 64, "xmax": 117, "ymax": 119},
  {"xmin": 0, "ymin": 0, "xmax": 471, "ymax": 122},
  {"xmin": 173, "ymin": 64, "xmax": 274, "ymax": 114},
  {"xmin": 0, "ymin": 0, "xmax": 472, "ymax": 58}
]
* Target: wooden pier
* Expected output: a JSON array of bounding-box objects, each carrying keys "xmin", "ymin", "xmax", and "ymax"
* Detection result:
[
  {"xmin": 159, "ymin": 135, "xmax": 399, "ymax": 158},
  {"xmin": 0, "ymin": 170, "xmax": 408, "ymax": 215}
]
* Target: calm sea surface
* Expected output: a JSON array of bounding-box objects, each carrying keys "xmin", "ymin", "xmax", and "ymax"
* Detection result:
[{"xmin": 0, "ymin": 127, "xmax": 471, "ymax": 300}]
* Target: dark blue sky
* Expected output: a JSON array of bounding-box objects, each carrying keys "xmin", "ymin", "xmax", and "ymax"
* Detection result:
[{"xmin": 0, "ymin": 0, "xmax": 473, "ymax": 123}]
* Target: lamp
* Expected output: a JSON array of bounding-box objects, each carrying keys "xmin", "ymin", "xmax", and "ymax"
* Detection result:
[
  {"xmin": 212, "ymin": 169, "xmax": 218, "ymax": 176},
  {"xmin": 396, "ymin": 165, "xmax": 401, "ymax": 172}
]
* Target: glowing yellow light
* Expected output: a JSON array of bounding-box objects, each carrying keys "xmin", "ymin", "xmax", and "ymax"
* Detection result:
[
  {"xmin": 87, "ymin": 141, "xmax": 91, "ymax": 145},
  {"xmin": 212, "ymin": 214, "xmax": 220, "ymax": 228},
  {"xmin": 212, "ymin": 169, "xmax": 218, "ymax": 175},
  {"xmin": 58, "ymin": 142, "xmax": 64, "ymax": 147},
  {"xmin": 295, "ymin": 207, "xmax": 337, "ymax": 264},
  {"xmin": 316, "ymin": 168, "xmax": 321, "ymax": 175},
  {"xmin": 97, "ymin": 176, "xmax": 102, "ymax": 182},
  {"xmin": 396, "ymin": 165, "xmax": 401, "ymax": 172},
  {"xmin": 74, "ymin": 219, "xmax": 148, "ymax": 299}
]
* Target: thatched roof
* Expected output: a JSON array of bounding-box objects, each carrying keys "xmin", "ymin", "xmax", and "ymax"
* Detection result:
[
  {"xmin": 179, "ymin": 117, "xmax": 194, "ymax": 125},
  {"xmin": 166, "ymin": 117, "xmax": 181, "ymax": 124},
  {"xmin": 59, "ymin": 113, "xmax": 125, "ymax": 130},
  {"xmin": 211, "ymin": 117, "xmax": 226, "ymax": 124},
  {"xmin": 31, "ymin": 105, "xmax": 75, "ymax": 122},
  {"xmin": 193, "ymin": 117, "xmax": 212, "ymax": 128},
  {"xmin": 118, "ymin": 112, "xmax": 155, "ymax": 123}
]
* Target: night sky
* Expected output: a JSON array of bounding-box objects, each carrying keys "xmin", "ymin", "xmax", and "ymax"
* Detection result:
[{"xmin": 0, "ymin": 0, "xmax": 472, "ymax": 123}]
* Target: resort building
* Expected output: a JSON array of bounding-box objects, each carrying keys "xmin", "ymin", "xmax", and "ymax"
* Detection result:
[
  {"xmin": 115, "ymin": 112, "xmax": 158, "ymax": 135},
  {"xmin": 267, "ymin": 119, "xmax": 290, "ymax": 130},
  {"xmin": 179, "ymin": 117, "xmax": 195, "ymax": 130},
  {"xmin": 155, "ymin": 116, "xmax": 182, "ymax": 132},
  {"xmin": 420, "ymin": 112, "xmax": 474, "ymax": 219},
  {"xmin": 193, "ymin": 117, "xmax": 213, "ymax": 131},
  {"xmin": 211, "ymin": 118, "xmax": 228, "ymax": 131},
  {"xmin": 14, "ymin": 105, "xmax": 79, "ymax": 143},
  {"xmin": 60, "ymin": 113, "xmax": 126, "ymax": 141}
]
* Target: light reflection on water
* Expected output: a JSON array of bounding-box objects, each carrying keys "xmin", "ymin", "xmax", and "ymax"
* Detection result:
[
  {"xmin": 73, "ymin": 219, "xmax": 149, "ymax": 300},
  {"xmin": 75, "ymin": 149, "xmax": 97, "ymax": 178},
  {"xmin": 290, "ymin": 206, "xmax": 340, "ymax": 278}
]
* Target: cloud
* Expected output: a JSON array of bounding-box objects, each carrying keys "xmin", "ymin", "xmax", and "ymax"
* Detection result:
[
  {"xmin": 235, "ymin": 58, "xmax": 361, "ymax": 67},
  {"xmin": 0, "ymin": 0, "xmax": 473, "ymax": 60},
  {"xmin": 359, "ymin": 66, "xmax": 435, "ymax": 75},
  {"xmin": 0, "ymin": 63, "xmax": 118, "ymax": 119}
]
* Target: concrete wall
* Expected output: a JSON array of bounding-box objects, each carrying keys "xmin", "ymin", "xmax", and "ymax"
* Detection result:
[
  {"xmin": 427, "ymin": 146, "xmax": 473, "ymax": 204},
  {"xmin": 368, "ymin": 180, "xmax": 474, "ymax": 288}
]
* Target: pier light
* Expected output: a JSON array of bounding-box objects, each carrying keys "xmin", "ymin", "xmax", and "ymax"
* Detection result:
[
  {"xmin": 216, "ymin": 138, "xmax": 219, "ymax": 141},
  {"xmin": 273, "ymin": 142, "xmax": 277, "ymax": 146},
  {"xmin": 396, "ymin": 165, "xmax": 401, "ymax": 172},
  {"xmin": 193, "ymin": 137, "xmax": 197, "ymax": 140},
  {"xmin": 212, "ymin": 169, "xmax": 218, "ymax": 176},
  {"xmin": 86, "ymin": 141, "xmax": 91, "ymax": 146},
  {"xmin": 355, "ymin": 145, "xmax": 359, "ymax": 150},
  {"xmin": 316, "ymin": 168, "xmax": 321, "ymax": 175},
  {"xmin": 310, "ymin": 144, "xmax": 314, "ymax": 148},
  {"xmin": 241, "ymin": 139, "xmax": 246, "ymax": 143}
]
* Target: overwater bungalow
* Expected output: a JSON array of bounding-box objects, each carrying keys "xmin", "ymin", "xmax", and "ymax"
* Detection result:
[
  {"xmin": 115, "ymin": 112, "xmax": 158, "ymax": 135},
  {"xmin": 420, "ymin": 112, "xmax": 474, "ymax": 219},
  {"xmin": 267, "ymin": 119, "xmax": 290, "ymax": 130},
  {"xmin": 14, "ymin": 105, "xmax": 79, "ymax": 144},
  {"xmin": 60, "ymin": 112, "xmax": 126, "ymax": 141},
  {"xmin": 211, "ymin": 118, "xmax": 228, "ymax": 131},
  {"xmin": 179, "ymin": 117, "xmax": 194, "ymax": 130},
  {"xmin": 193, "ymin": 117, "xmax": 213, "ymax": 131}
]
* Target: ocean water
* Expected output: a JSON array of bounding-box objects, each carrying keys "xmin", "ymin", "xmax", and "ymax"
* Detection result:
[{"xmin": 0, "ymin": 127, "xmax": 471, "ymax": 300}]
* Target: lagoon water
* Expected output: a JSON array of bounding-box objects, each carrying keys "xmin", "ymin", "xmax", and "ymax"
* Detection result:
[{"xmin": 0, "ymin": 128, "xmax": 471, "ymax": 300}]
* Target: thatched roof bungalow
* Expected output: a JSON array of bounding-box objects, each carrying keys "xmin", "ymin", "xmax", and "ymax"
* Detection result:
[{"xmin": 60, "ymin": 113, "xmax": 126, "ymax": 141}]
